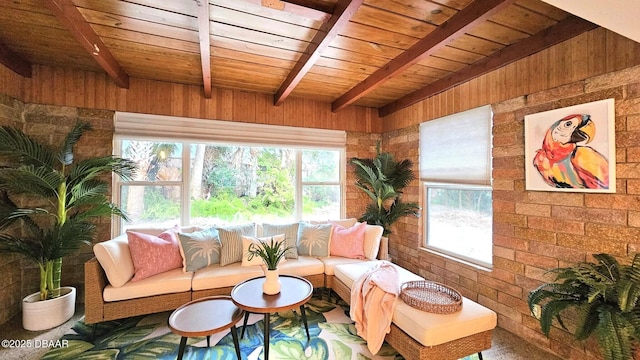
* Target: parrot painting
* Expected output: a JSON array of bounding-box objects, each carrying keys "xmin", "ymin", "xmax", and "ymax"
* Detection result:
[{"xmin": 532, "ymin": 114, "xmax": 609, "ymax": 189}]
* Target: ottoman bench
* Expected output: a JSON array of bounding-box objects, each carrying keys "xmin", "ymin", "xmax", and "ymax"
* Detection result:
[{"xmin": 332, "ymin": 261, "xmax": 497, "ymax": 360}]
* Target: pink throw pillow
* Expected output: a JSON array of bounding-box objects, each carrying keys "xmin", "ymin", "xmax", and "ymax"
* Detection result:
[
  {"xmin": 330, "ymin": 221, "xmax": 367, "ymax": 259},
  {"xmin": 127, "ymin": 226, "xmax": 183, "ymax": 282}
]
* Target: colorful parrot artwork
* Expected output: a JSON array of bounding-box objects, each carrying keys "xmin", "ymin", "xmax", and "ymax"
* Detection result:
[{"xmin": 532, "ymin": 114, "xmax": 609, "ymax": 189}]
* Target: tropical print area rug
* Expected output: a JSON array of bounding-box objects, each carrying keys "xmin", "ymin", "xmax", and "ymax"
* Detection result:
[{"xmin": 43, "ymin": 294, "xmax": 480, "ymax": 360}]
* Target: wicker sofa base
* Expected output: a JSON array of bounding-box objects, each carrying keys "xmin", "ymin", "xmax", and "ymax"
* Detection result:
[
  {"xmin": 85, "ymin": 258, "xmax": 329, "ymax": 324},
  {"xmin": 332, "ymin": 275, "xmax": 492, "ymax": 360}
]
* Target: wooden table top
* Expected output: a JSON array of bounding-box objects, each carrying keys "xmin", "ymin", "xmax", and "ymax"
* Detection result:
[
  {"xmin": 231, "ymin": 275, "xmax": 313, "ymax": 313},
  {"xmin": 168, "ymin": 296, "xmax": 244, "ymax": 337}
]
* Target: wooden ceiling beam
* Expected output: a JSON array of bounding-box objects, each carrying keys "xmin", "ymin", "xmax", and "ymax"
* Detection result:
[
  {"xmin": 273, "ymin": 0, "xmax": 362, "ymax": 106},
  {"xmin": 196, "ymin": 0, "xmax": 212, "ymax": 98},
  {"xmin": 331, "ymin": 0, "xmax": 516, "ymax": 112},
  {"xmin": 0, "ymin": 42, "xmax": 31, "ymax": 77},
  {"xmin": 42, "ymin": 0, "xmax": 129, "ymax": 88},
  {"xmin": 281, "ymin": 0, "xmax": 335, "ymax": 15},
  {"xmin": 379, "ymin": 16, "xmax": 598, "ymax": 117}
]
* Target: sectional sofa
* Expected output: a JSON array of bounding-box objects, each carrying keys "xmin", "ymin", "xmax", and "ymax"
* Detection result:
[
  {"xmin": 84, "ymin": 218, "xmax": 384, "ymax": 324},
  {"xmin": 84, "ymin": 219, "xmax": 496, "ymax": 360}
]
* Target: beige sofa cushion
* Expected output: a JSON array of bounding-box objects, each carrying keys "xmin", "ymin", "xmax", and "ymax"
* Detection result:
[
  {"xmin": 93, "ymin": 234, "xmax": 134, "ymax": 288},
  {"xmin": 192, "ymin": 262, "xmax": 264, "ymax": 291},
  {"xmin": 362, "ymin": 224, "xmax": 383, "ymax": 260},
  {"xmin": 320, "ymin": 256, "xmax": 369, "ymax": 276},
  {"xmin": 192, "ymin": 256, "xmax": 324, "ymax": 291},
  {"xmin": 278, "ymin": 256, "xmax": 324, "ymax": 277},
  {"xmin": 334, "ymin": 261, "xmax": 497, "ymax": 347},
  {"xmin": 103, "ymin": 268, "xmax": 193, "ymax": 302}
]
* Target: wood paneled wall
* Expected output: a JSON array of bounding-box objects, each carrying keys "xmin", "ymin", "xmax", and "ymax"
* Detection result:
[
  {"xmin": 18, "ymin": 65, "xmax": 381, "ymax": 133},
  {"xmin": 0, "ymin": 64, "xmax": 24, "ymax": 100},
  {"xmin": 383, "ymin": 28, "xmax": 640, "ymax": 131}
]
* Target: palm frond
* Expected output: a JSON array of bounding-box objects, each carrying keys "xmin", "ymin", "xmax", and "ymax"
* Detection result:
[
  {"xmin": 67, "ymin": 156, "xmax": 136, "ymax": 185},
  {"xmin": 0, "ymin": 166, "xmax": 63, "ymax": 198},
  {"xmin": 59, "ymin": 121, "xmax": 92, "ymax": 165},
  {"xmin": 0, "ymin": 126, "xmax": 57, "ymax": 168}
]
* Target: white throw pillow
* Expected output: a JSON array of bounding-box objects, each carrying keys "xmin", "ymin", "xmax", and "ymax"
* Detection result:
[{"xmin": 241, "ymin": 234, "xmax": 286, "ymax": 266}]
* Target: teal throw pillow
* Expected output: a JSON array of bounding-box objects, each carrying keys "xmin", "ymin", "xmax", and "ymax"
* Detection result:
[
  {"xmin": 297, "ymin": 222, "xmax": 332, "ymax": 257},
  {"xmin": 262, "ymin": 222, "xmax": 299, "ymax": 259},
  {"xmin": 177, "ymin": 227, "xmax": 220, "ymax": 272}
]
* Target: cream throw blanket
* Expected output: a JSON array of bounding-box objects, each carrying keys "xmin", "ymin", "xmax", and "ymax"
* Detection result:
[{"xmin": 350, "ymin": 261, "xmax": 400, "ymax": 354}]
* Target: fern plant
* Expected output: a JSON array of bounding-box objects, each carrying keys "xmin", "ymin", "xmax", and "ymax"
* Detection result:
[
  {"xmin": 528, "ymin": 253, "xmax": 640, "ymax": 360},
  {"xmin": 247, "ymin": 237, "xmax": 293, "ymax": 270},
  {"xmin": 349, "ymin": 143, "xmax": 420, "ymax": 236}
]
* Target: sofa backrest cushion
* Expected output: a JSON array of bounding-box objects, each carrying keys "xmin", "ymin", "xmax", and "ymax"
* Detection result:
[
  {"xmin": 363, "ymin": 224, "xmax": 384, "ymax": 260},
  {"xmin": 93, "ymin": 235, "xmax": 135, "ymax": 287}
]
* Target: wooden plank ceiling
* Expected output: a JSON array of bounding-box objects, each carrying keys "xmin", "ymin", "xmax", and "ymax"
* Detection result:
[{"xmin": 0, "ymin": 0, "xmax": 597, "ymax": 116}]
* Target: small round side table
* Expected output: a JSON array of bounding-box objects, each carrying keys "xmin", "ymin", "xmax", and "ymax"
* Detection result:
[{"xmin": 168, "ymin": 295, "xmax": 244, "ymax": 360}]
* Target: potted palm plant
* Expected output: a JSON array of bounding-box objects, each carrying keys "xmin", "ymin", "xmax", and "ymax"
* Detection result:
[
  {"xmin": 247, "ymin": 237, "xmax": 293, "ymax": 295},
  {"xmin": 350, "ymin": 143, "xmax": 420, "ymax": 258},
  {"xmin": 0, "ymin": 121, "xmax": 136, "ymax": 331},
  {"xmin": 528, "ymin": 253, "xmax": 640, "ymax": 360}
]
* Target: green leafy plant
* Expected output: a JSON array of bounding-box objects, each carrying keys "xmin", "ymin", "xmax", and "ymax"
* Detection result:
[
  {"xmin": 528, "ymin": 253, "xmax": 640, "ymax": 360},
  {"xmin": 0, "ymin": 121, "xmax": 136, "ymax": 301},
  {"xmin": 349, "ymin": 143, "xmax": 420, "ymax": 236},
  {"xmin": 247, "ymin": 237, "xmax": 293, "ymax": 270}
]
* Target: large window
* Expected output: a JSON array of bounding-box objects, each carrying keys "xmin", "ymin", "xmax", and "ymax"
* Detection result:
[
  {"xmin": 420, "ymin": 106, "xmax": 493, "ymax": 268},
  {"xmin": 112, "ymin": 113, "xmax": 345, "ymax": 233}
]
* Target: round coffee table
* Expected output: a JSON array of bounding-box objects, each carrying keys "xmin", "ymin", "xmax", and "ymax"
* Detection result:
[
  {"xmin": 168, "ymin": 295, "xmax": 244, "ymax": 360},
  {"xmin": 231, "ymin": 275, "xmax": 313, "ymax": 360}
]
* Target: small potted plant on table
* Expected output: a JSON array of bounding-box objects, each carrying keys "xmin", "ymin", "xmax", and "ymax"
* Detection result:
[{"xmin": 247, "ymin": 237, "xmax": 293, "ymax": 295}]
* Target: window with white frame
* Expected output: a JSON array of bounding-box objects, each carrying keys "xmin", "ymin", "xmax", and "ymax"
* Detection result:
[
  {"xmin": 420, "ymin": 105, "xmax": 493, "ymax": 268},
  {"xmin": 112, "ymin": 112, "xmax": 345, "ymax": 234}
]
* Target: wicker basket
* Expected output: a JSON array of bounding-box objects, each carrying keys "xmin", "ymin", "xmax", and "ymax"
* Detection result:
[{"xmin": 400, "ymin": 281, "xmax": 462, "ymax": 314}]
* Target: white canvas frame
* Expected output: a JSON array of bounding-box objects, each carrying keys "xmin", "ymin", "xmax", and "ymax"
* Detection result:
[{"xmin": 524, "ymin": 98, "xmax": 615, "ymax": 193}]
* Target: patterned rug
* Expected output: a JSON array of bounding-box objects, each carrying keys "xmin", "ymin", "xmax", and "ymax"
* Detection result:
[{"xmin": 43, "ymin": 294, "xmax": 480, "ymax": 360}]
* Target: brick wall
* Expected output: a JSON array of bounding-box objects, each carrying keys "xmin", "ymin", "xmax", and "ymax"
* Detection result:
[
  {"xmin": 383, "ymin": 64, "xmax": 640, "ymax": 359},
  {"xmin": 0, "ymin": 99, "xmax": 115, "ymax": 325},
  {"xmin": 345, "ymin": 131, "xmax": 382, "ymax": 220},
  {"xmin": 0, "ymin": 94, "xmax": 24, "ymax": 324}
]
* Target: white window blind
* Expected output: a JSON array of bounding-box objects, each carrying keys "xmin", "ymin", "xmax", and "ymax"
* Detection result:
[
  {"xmin": 114, "ymin": 112, "xmax": 346, "ymax": 148},
  {"xmin": 420, "ymin": 105, "xmax": 493, "ymax": 185}
]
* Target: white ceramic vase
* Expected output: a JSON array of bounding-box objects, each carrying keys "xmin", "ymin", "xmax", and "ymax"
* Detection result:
[
  {"xmin": 22, "ymin": 286, "xmax": 76, "ymax": 331},
  {"xmin": 263, "ymin": 269, "xmax": 281, "ymax": 295}
]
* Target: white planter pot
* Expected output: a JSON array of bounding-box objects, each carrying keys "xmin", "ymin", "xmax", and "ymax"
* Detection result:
[
  {"xmin": 262, "ymin": 269, "xmax": 281, "ymax": 295},
  {"xmin": 22, "ymin": 286, "xmax": 76, "ymax": 331}
]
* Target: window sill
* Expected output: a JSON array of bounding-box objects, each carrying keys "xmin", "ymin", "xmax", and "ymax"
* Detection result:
[{"xmin": 418, "ymin": 247, "xmax": 493, "ymax": 272}]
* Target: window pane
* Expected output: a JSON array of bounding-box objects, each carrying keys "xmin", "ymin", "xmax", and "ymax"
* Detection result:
[
  {"xmin": 302, "ymin": 150, "xmax": 339, "ymax": 182},
  {"xmin": 303, "ymin": 185, "xmax": 340, "ymax": 220},
  {"xmin": 122, "ymin": 140, "xmax": 182, "ymax": 181},
  {"xmin": 426, "ymin": 187, "xmax": 492, "ymax": 265},
  {"xmin": 189, "ymin": 145, "xmax": 296, "ymax": 226},
  {"xmin": 121, "ymin": 185, "xmax": 181, "ymax": 229}
]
